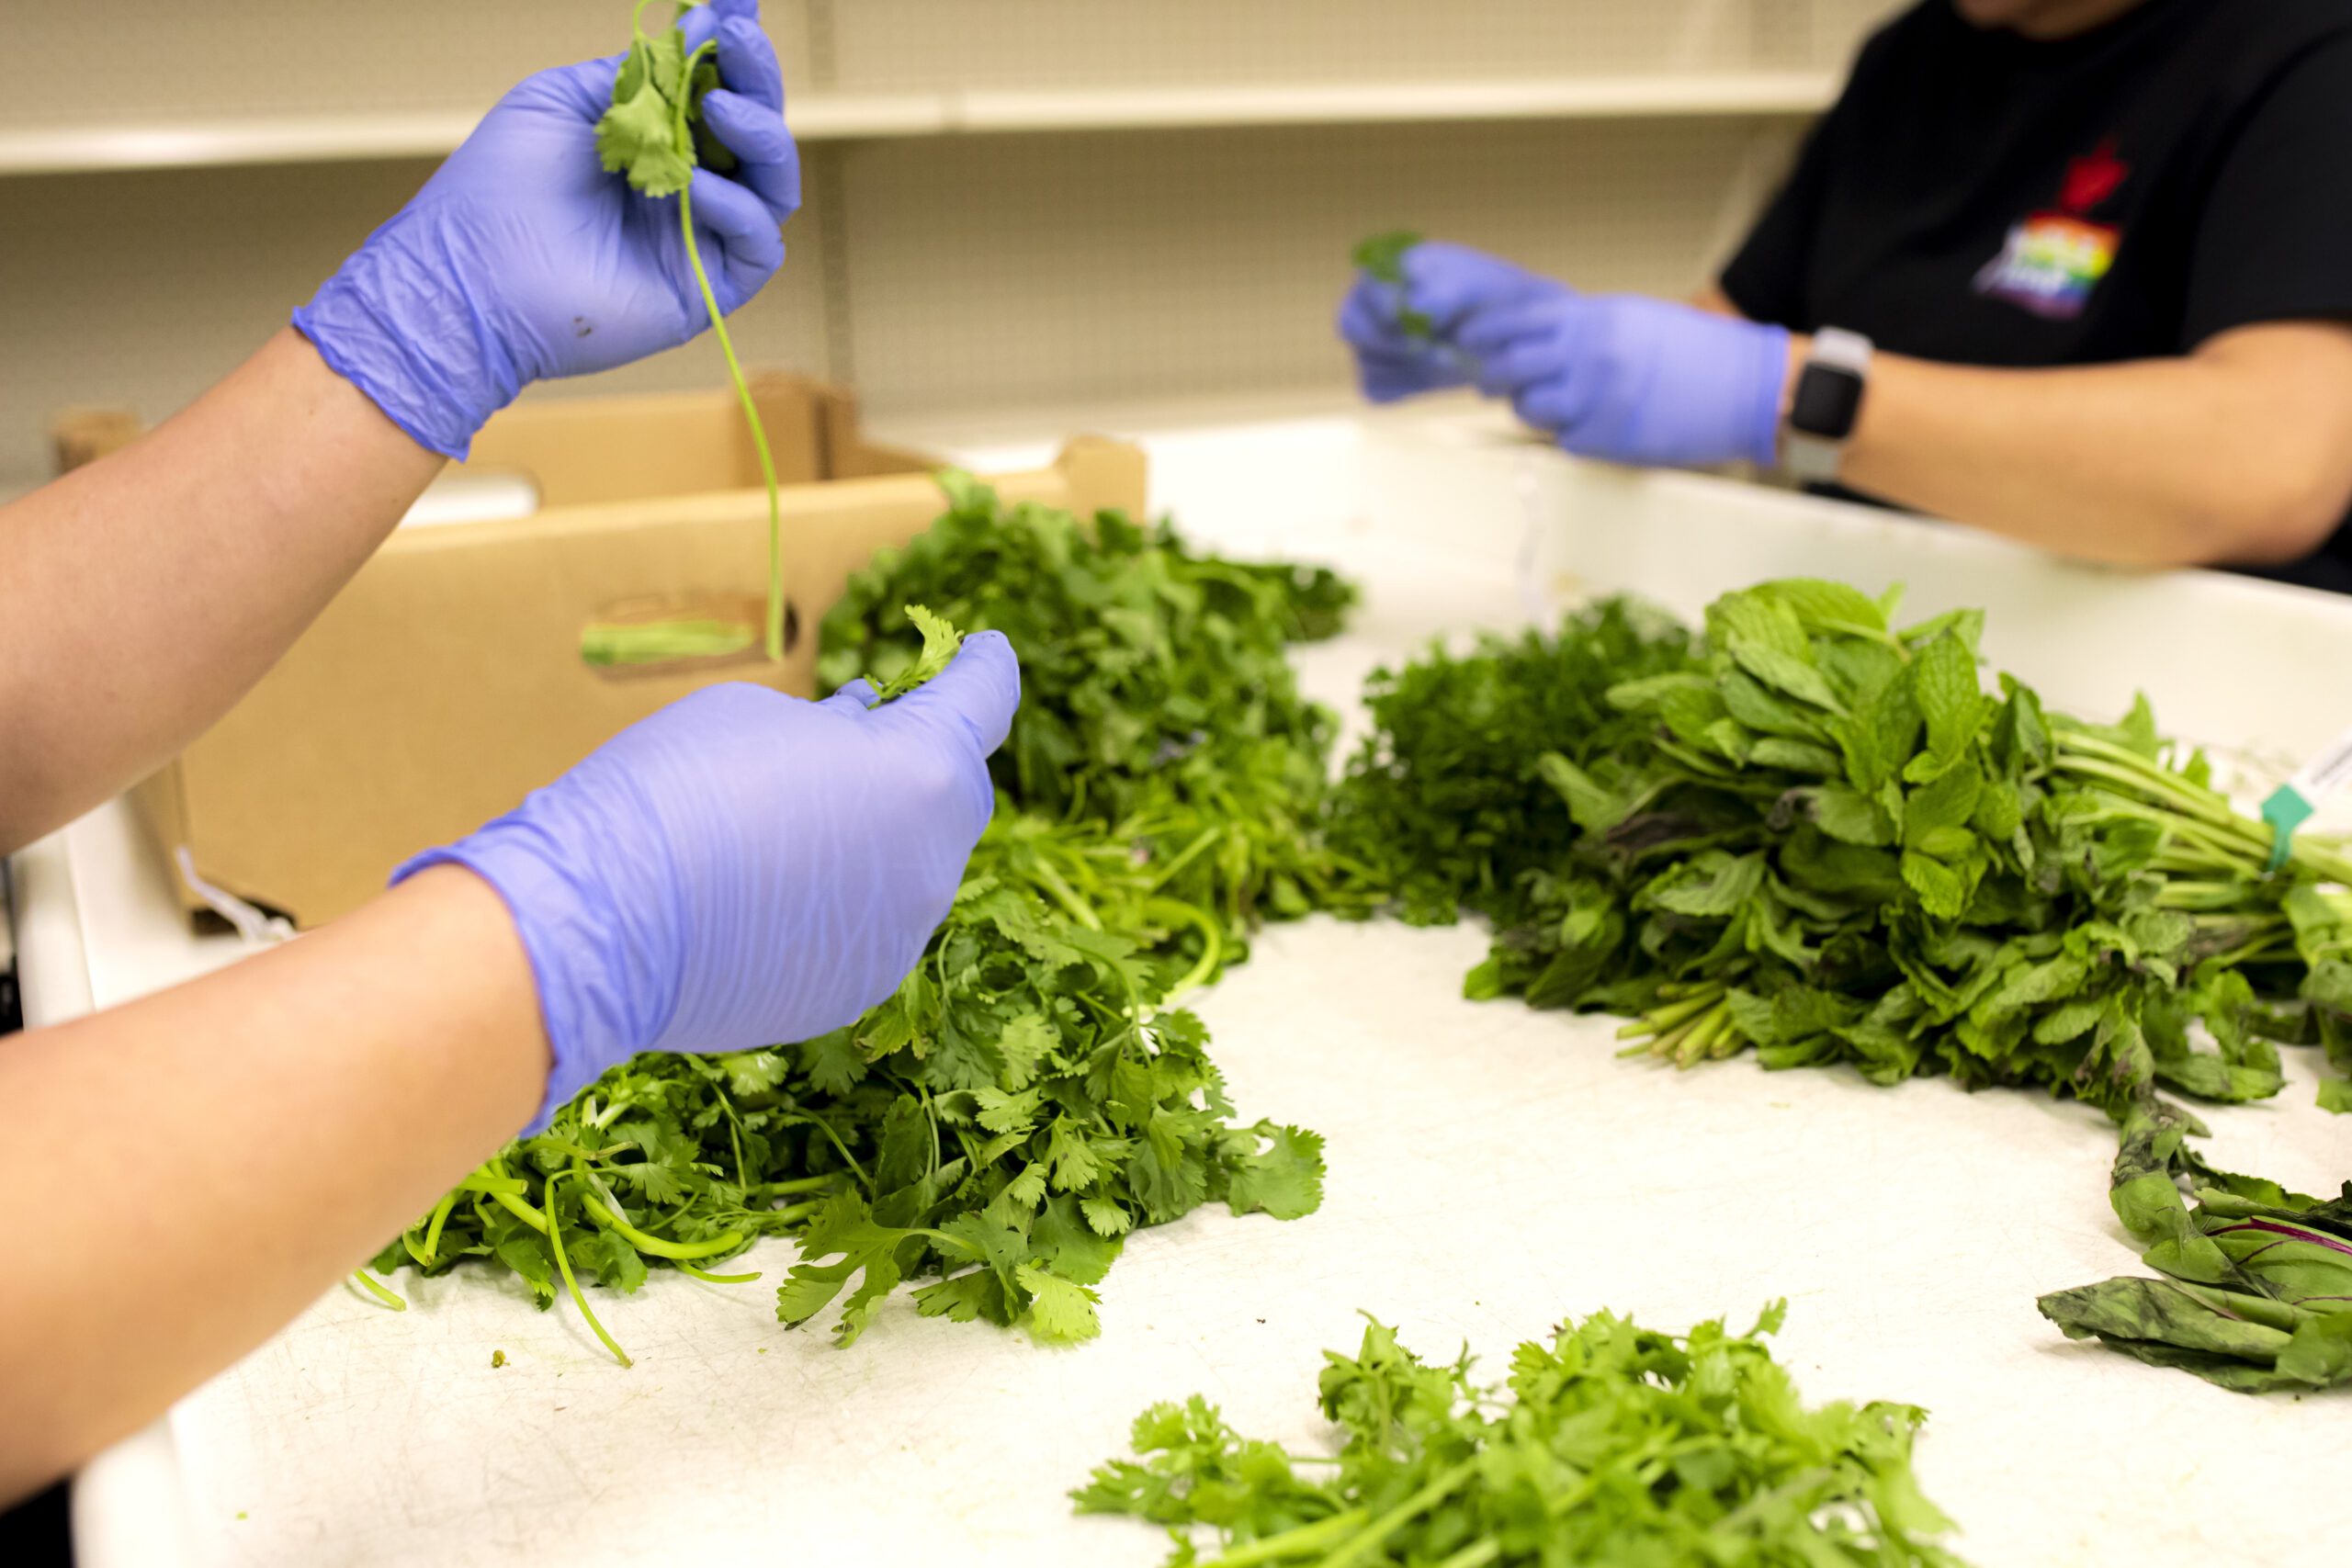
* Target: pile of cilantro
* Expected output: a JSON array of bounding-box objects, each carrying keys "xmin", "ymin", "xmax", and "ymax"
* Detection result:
[
  {"xmin": 1078, "ymin": 1304, "xmax": 1964, "ymax": 1567},
  {"xmin": 1331, "ymin": 579, "xmax": 2352, "ymax": 1393},
  {"xmin": 371, "ymin": 474, "xmax": 1363, "ymax": 1356}
]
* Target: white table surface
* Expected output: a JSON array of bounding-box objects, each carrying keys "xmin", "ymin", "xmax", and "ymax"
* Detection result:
[{"xmin": 14, "ymin": 401, "xmax": 2352, "ymax": 1568}]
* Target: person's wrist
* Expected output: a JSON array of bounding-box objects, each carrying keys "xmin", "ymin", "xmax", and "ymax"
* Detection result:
[
  {"xmin": 388, "ymin": 863, "xmax": 554, "ymax": 1132},
  {"xmin": 393, "ymin": 818, "xmax": 667, "ymax": 1132},
  {"xmin": 1730, "ymin": 321, "xmax": 1796, "ymax": 469},
  {"xmin": 291, "ymin": 211, "xmax": 523, "ymax": 462}
]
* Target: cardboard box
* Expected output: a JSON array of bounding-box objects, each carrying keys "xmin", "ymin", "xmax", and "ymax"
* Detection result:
[{"xmin": 94, "ymin": 384, "xmax": 1144, "ymax": 928}]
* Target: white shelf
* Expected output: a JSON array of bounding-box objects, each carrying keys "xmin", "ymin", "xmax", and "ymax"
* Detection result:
[
  {"xmin": 951, "ymin": 73, "xmax": 1838, "ymax": 133},
  {"xmin": 0, "ymin": 73, "xmax": 1834, "ymax": 176}
]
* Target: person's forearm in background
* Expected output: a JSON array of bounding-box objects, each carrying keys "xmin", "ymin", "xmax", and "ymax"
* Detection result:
[
  {"xmin": 1829, "ymin": 321, "xmax": 2352, "ymax": 570},
  {"xmin": 0, "ymin": 865, "xmax": 545, "ymax": 1503},
  {"xmin": 0, "ymin": 330, "xmax": 443, "ymax": 854}
]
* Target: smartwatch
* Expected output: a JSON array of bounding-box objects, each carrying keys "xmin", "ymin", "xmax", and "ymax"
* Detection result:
[{"xmin": 1782, "ymin": 328, "xmax": 1872, "ymax": 484}]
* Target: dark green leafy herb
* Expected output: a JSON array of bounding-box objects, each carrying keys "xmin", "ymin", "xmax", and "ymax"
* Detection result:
[
  {"xmin": 1077, "ymin": 1304, "xmax": 1966, "ymax": 1566},
  {"xmin": 373, "ymin": 481, "xmax": 1355, "ymax": 1355},
  {"xmin": 2037, "ymin": 1100, "xmax": 2352, "ymax": 1391},
  {"xmin": 1336, "ymin": 579, "xmax": 2352, "ymax": 1391}
]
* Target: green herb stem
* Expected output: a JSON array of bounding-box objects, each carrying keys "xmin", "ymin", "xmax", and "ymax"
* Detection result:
[
  {"xmin": 1206, "ymin": 1508, "xmax": 1369, "ymax": 1566},
  {"xmin": 1144, "ymin": 897, "xmax": 1225, "ymax": 1000},
  {"xmin": 1318, "ymin": 1456, "xmax": 1482, "ymax": 1568},
  {"xmin": 544, "ymin": 1175, "xmax": 633, "ymax": 1368},
  {"xmin": 420, "ymin": 1190, "xmax": 459, "ymax": 1265},
  {"xmin": 1429, "ymin": 1542, "xmax": 1504, "ymax": 1568},
  {"xmin": 580, "ymin": 1190, "xmax": 747, "ymax": 1261},
  {"xmin": 759, "ymin": 1175, "xmax": 842, "ymax": 1198},
  {"xmin": 350, "ymin": 1270, "xmax": 407, "ymax": 1312},
  {"xmin": 671, "ymin": 52, "xmax": 786, "ymax": 665},
  {"xmin": 488, "ymin": 1187, "xmax": 550, "ymax": 1235}
]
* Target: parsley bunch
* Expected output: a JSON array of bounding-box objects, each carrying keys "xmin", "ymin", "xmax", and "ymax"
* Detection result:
[
  {"xmin": 374, "ymin": 481, "xmax": 1353, "ymax": 1356},
  {"xmin": 1077, "ymin": 1305, "xmax": 1966, "ymax": 1566}
]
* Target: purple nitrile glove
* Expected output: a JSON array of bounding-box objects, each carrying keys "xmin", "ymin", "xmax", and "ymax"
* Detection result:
[
  {"xmin": 400, "ymin": 635, "xmax": 1021, "ymax": 1132},
  {"xmin": 294, "ymin": 0, "xmax": 800, "ymax": 458},
  {"xmin": 1341, "ymin": 241, "xmax": 1791, "ymax": 469},
  {"xmin": 1337, "ymin": 243, "xmax": 1554, "ymax": 402},
  {"xmin": 1448, "ymin": 278, "xmax": 1791, "ymax": 471}
]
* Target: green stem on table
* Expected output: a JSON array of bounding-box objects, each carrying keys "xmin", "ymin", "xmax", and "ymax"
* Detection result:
[
  {"xmin": 350, "ymin": 1270, "xmax": 407, "ymax": 1312},
  {"xmin": 543, "ymin": 1174, "xmax": 633, "ymax": 1369},
  {"xmin": 672, "ymin": 47, "xmax": 786, "ymax": 664},
  {"xmin": 1617, "ymin": 987, "xmax": 1724, "ymax": 1041},
  {"xmin": 676, "ymin": 1259, "xmax": 763, "ymax": 1285}
]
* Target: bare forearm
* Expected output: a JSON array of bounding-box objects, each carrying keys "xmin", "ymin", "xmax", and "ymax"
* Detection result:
[
  {"xmin": 0, "ymin": 328, "xmax": 444, "ymax": 852},
  {"xmin": 0, "ymin": 867, "xmax": 544, "ymax": 1502},
  {"xmin": 1835, "ymin": 323, "xmax": 2352, "ymax": 569}
]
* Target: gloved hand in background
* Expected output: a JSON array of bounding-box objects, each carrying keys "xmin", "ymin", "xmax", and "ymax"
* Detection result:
[
  {"xmin": 1339, "ymin": 240, "xmax": 1792, "ymax": 470},
  {"xmin": 295, "ymin": 0, "xmax": 800, "ymax": 458},
  {"xmin": 401, "ymin": 634, "xmax": 1021, "ymax": 1130}
]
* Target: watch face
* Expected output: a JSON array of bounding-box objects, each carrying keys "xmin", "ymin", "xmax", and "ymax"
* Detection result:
[{"xmin": 1791, "ymin": 364, "xmax": 1865, "ymax": 441}]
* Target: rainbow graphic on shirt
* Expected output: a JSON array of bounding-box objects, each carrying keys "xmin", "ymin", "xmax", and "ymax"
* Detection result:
[{"xmin": 1973, "ymin": 212, "xmax": 2119, "ymax": 320}]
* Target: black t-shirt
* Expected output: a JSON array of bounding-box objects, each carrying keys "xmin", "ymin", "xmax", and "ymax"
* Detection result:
[{"xmin": 1722, "ymin": 0, "xmax": 2352, "ymax": 592}]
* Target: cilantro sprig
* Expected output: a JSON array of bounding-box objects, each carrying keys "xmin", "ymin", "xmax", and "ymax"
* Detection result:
[
  {"xmin": 1078, "ymin": 1305, "xmax": 1967, "ymax": 1566},
  {"xmin": 596, "ymin": 0, "xmax": 786, "ymax": 661},
  {"xmin": 1351, "ymin": 229, "xmax": 1434, "ymax": 342}
]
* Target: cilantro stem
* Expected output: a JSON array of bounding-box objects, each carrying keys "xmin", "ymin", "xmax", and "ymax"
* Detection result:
[
  {"xmin": 350, "ymin": 1270, "xmax": 407, "ymax": 1312},
  {"xmin": 1318, "ymin": 1456, "xmax": 1481, "ymax": 1568},
  {"xmin": 771, "ymin": 1112, "xmax": 872, "ymax": 1190},
  {"xmin": 1206, "ymin": 1507, "xmax": 1368, "ymax": 1566},
  {"xmin": 543, "ymin": 1174, "xmax": 633, "ymax": 1369},
  {"xmin": 1144, "ymin": 825, "xmax": 1226, "ymax": 896},
  {"xmin": 1144, "ymin": 897, "xmax": 1224, "ymax": 1000},
  {"xmin": 760, "ymin": 1175, "xmax": 841, "ymax": 1197},
  {"xmin": 671, "ymin": 42, "xmax": 786, "ymax": 663},
  {"xmin": 420, "ymin": 1190, "xmax": 458, "ymax": 1265},
  {"xmin": 1430, "ymin": 1543, "xmax": 1503, "ymax": 1568},
  {"xmin": 1031, "ymin": 859, "xmax": 1102, "ymax": 931},
  {"xmin": 579, "ymin": 1190, "xmax": 747, "ymax": 1260},
  {"xmin": 488, "ymin": 1188, "xmax": 549, "ymax": 1235},
  {"xmin": 676, "ymin": 1260, "xmax": 763, "ymax": 1285}
]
